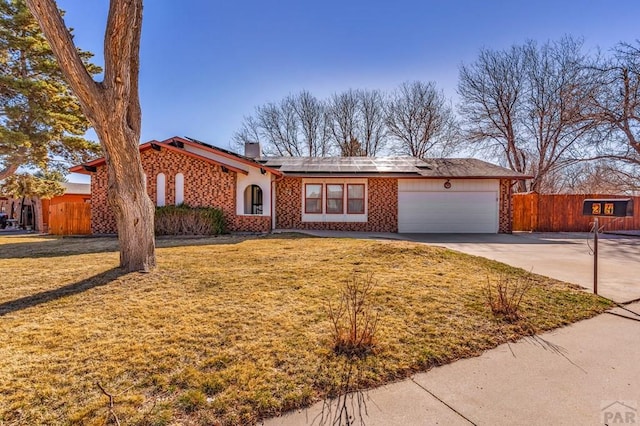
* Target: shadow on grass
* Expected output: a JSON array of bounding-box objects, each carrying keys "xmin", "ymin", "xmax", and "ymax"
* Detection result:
[
  {"xmin": 0, "ymin": 234, "xmax": 275, "ymax": 260},
  {"xmin": 0, "ymin": 268, "xmax": 127, "ymax": 317},
  {"xmin": 0, "ymin": 236, "xmax": 120, "ymax": 260},
  {"xmin": 316, "ymin": 358, "xmax": 371, "ymax": 426}
]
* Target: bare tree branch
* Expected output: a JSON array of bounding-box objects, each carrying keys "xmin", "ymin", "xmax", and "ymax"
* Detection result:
[
  {"xmin": 586, "ymin": 40, "xmax": 640, "ymax": 164},
  {"xmin": 387, "ymin": 81, "xmax": 457, "ymax": 158},
  {"xmin": 292, "ymin": 91, "xmax": 331, "ymax": 156},
  {"xmin": 358, "ymin": 89, "xmax": 387, "ymax": 156},
  {"xmin": 328, "ymin": 90, "xmax": 362, "ymax": 156},
  {"xmin": 458, "ymin": 38, "xmax": 598, "ymax": 192}
]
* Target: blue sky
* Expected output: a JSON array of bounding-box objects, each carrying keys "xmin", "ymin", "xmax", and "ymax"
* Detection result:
[{"xmin": 58, "ymin": 0, "xmax": 640, "ymax": 182}]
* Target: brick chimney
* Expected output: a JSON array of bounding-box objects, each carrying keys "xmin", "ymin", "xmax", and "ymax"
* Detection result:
[{"xmin": 244, "ymin": 142, "xmax": 261, "ymax": 159}]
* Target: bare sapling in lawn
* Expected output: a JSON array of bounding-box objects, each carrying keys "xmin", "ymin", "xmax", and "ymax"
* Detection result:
[
  {"xmin": 485, "ymin": 275, "xmax": 534, "ymax": 322},
  {"xmin": 327, "ymin": 272, "xmax": 380, "ymax": 358},
  {"xmin": 96, "ymin": 382, "xmax": 130, "ymax": 426}
]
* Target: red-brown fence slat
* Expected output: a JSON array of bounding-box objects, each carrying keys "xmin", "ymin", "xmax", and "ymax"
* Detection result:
[
  {"xmin": 48, "ymin": 202, "xmax": 91, "ymax": 235},
  {"xmin": 512, "ymin": 193, "xmax": 639, "ymax": 232}
]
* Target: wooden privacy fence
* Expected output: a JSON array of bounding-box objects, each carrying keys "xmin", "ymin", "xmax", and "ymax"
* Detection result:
[
  {"xmin": 513, "ymin": 193, "xmax": 640, "ymax": 232},
  {"xmin": 48, "ymin": 202, "xmax": 91, "ymax": 235}
]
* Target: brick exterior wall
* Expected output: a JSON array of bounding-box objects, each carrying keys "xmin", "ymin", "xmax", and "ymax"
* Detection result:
[
  {"xmin": 90, "ymin": 150, "xmax": 514, "ymax": 235},
  {"xmin": 232, "ymin": 215, "xmax": 272, "ymax": 233},
  {"xmin": 275, "ymin": 177, "xmax": 398, "ymax": 232},
  {"xmin": 90, "ymin": 165, "xmax": 113, "ymax": 234},
  {"xmin": 90, "ymin": 148, "xmax": 271, "ymax": 234},
  {"xmin": 276, "ymin": 177, "xmax": 513, "ymax": 234},
  {"xmin": 498, "ymin": 178, "xmax": 513, "ymax": 233}
]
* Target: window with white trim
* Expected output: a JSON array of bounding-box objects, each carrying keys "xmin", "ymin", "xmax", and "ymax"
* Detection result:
[
  {"xmin": 302, "ymin": 180, "xmax": 367, "ymax": 221},
  {"xmin": 305, "ymin": 184, "xmax": 323, "ymax": 213},
  {"xmin": 156, "ymin": 173, "xmax": 166, "ymax": 206},
  {"xmin": 244, "ymin": 184, "xmax": 263, "ymax": 214},
  {"xmin": 326, "ymin": 184, "xmax": 344, "ymax": 214},
  {"xmin": 347, "ymin": 184, "xmax": 365, "ymax": 214},
  {"xmin": 175, "ymin": 173, "xmax": 184, "ymax": 205}
]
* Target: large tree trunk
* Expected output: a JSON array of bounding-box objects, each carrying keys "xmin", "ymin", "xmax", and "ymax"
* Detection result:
[
  {"xmin": 98, "ymin": 119, "xmax": 156, "ymax": 271},
  {"xmin": 30, "ymin": 196, "xmax": 44, "ymax": 233},
  {"xmin": 27, "ymin": 0, "xmax": 156, "ymax": 272}
]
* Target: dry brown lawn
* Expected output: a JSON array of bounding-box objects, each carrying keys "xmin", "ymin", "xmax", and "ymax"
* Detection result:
[{"xmin": 0, "ymin": 233, "xmax": 612, "ymax": 425}]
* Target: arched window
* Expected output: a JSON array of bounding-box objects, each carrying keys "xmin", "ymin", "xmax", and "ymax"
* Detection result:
[
  {"xmin": 244, "ymin": 184, "xmax": 263, "ymax": 214},
  {"xmin": 156, "ymin": 173, "xmax": 166, "ymax": 206},
  {"xmin": 175, "ymin": 173, "xmax": 184, "ymax": 205}
]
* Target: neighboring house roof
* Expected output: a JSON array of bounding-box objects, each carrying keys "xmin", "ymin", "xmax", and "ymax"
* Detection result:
[
  {"xmin": 61, "ymin": 182, "xmax": 91, "ymax": 195},
  {"xmin": 69, "ymin": 136, "xmax": 282, "ymax": 176},
  {"xmin": 261, "ymin": 156, "xmax": 530, "ymax": 179}
]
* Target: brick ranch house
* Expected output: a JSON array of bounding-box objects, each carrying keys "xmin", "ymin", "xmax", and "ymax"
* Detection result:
[{"xmin": 70, "ymin": 136, "xmax": 529, "ymax": 234}]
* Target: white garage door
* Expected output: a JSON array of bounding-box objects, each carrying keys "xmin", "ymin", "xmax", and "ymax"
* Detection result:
[{"xmin": 398, "ymin": 180, "xmax": 499, "ymax": 233}]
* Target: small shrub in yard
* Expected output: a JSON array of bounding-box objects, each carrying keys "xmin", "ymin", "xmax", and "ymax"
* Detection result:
[
  {"xmin": 327, "ymin": 272, "xmax": 380, "ymax": 357},
  {"xmin": 485, "ymin": 275, "xmax": 534, "ymax": 322},
  {"xmin": 155, "ymin": 204, "xmax": 225, "ymax": 236}
]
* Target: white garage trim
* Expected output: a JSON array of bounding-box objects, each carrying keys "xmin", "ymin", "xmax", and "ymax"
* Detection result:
[{"xmin": 398, "ymin": 179, "xmax": 499, "ymax": 233}]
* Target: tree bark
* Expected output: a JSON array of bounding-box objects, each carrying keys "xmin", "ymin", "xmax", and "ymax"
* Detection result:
[
  {"xmin": 30, "ymin": 196, "xmax": 44, "ymax": 233},
  {"xmin": 26, "ymin": 0, "xmax": 156, "ymax": 272},
  {"xmin": 99, "ymin": 116, "xmax": 156, "ymax": 271}
]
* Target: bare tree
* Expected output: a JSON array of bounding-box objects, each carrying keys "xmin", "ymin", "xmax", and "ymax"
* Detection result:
[
  {"xmin": 521, "ymin": 38, "xmax": 597, "ymax": 192},
  {"xmin": 257, "ymin": 99, "xmax": 301, "ymax": 156},
  {"xmin": 233, "ymin": 91, "xmax": 332, "ymax": 157},
  {"xmin": 26, "ymin": 0, "xmax": 156, "ymax": 271},
  {"xmin": 325, "ymin": 89, "xmax": 389, "ymax": 156},
  {"xmin": 587, "ymin": 41, "xmax": 640, "ymax": 166},
  {"xmin": 386, "ymin": 81, "xmax": 457, "ymax": 159},
  {"xmin": 233, "ymin": 115, "xmax": 263, "ymax": 151},
  {"xmin": 292, "ymin": 90, "xmax": 331, "ymax": 157},
  {"xmin": 458, "ymin": 46, "xmax": 528, "ymax": 190},
  {"xmin": 328, "ymin": 90, "xmax": 362, "ymax": 156},
  {"xmin": 359, "ymin": 89, "xmax": 387, "ymax": 156},
  {"xmin": 236, "ymin": 89, "xmax": 391, "ymax": 158},
  {"xmin": 459, "ymin": 38, "xmax": 595, "ymax": 192},
  {"xmin": 556, "ymin": 160, "xmax": 639, "ymax": 194}
]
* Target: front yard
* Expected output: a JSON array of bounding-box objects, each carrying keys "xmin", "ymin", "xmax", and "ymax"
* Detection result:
[{"xmin": 0, "ymin": 234, "xmax": 611, "ymax": 425}]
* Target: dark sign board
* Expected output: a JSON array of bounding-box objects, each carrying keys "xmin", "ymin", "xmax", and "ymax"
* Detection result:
[{"xmin": 582, "ymin": 199, "xmax": 634, "ymax": 217}]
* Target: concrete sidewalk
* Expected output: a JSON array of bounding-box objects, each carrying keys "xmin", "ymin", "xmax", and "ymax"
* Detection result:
[{"xmin": 263, "ymin": 303, "xmax": 640, "ymax": 426}]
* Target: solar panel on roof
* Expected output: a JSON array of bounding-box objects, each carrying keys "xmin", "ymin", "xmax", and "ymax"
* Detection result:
[{"xmin": 259, "ymin": 156, "xmax": 526, "ymax": 178}]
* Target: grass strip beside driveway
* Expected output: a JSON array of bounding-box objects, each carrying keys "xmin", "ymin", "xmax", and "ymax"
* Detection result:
[{"xmin": 0, "ymin": 234, "xmax": 612, "ymax": 425}]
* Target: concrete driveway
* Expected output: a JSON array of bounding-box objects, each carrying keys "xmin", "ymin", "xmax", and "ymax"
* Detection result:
[{"xmin": 402, "ymin": 232, "xmax": 640, "ymax": 304}]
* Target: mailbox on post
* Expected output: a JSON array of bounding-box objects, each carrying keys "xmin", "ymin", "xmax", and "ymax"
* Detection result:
[
  {"xmin": 582, "ymin": 198, "xmax": 634, "ymax": 217},
  {"xmin": 582, "ymin": 198, "xmax": 634, "ymax": 296}
]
